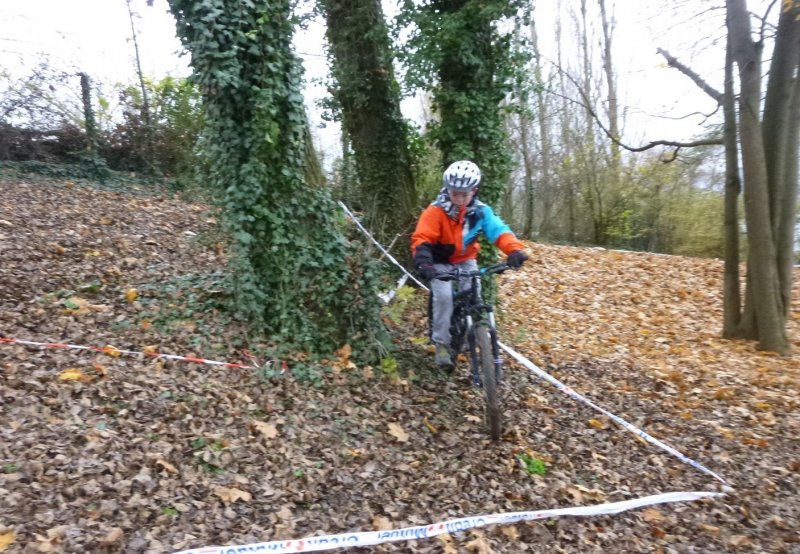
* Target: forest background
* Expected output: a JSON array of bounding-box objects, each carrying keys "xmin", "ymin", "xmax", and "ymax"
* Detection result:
[
  {"xmin": 1, "ymin": 0, "xmax": 798, "ymax": 356},
  {"xmin": 1, "ymin": 0, "xmax": 766, "ymax": 256}
]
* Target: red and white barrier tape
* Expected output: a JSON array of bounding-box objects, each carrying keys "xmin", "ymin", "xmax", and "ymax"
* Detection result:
[
  {"xmin": 172, "ymin": 491, "xmax": 723, "ymax": 554},
  {"xmin": 0, "ymin": 336, "xmax": 255, "ymax": 370}
]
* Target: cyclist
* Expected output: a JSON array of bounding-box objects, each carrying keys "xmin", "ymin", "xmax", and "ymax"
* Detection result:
[{"xmin": 411, "ymin": 160, "xmax": 528, "ymax": 368}]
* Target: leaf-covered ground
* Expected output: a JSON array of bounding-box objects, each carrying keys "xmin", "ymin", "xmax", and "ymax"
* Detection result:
[{"xmin": 0, "ymin": 178, "xmax": 798, "ymax": 553}]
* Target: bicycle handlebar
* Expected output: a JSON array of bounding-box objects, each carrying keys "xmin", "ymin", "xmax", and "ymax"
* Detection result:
[{"xmin": 433, "ymin": 261, "xmax": 511, "ymax": 282}]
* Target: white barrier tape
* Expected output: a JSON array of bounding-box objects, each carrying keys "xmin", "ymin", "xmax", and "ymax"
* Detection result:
[
  {"xmin": 378, "ymin": 273, "xmax": 409, "ymax": 304},
  {"xmin": 338, "ymin": 201, "xmax": 428, "ymax": 290},
  {"xmin": 0, "ymin": 337, "xmax": 254, "ymax": 370},
  {"xmin": 498, "ymin": 341, "xmax": 731, "ymax": 487},
  {"xmin": 172, "ymin": 491, "xmax": 722, "ymax": 554},
  {"xmin": 337, "ymin": 203, "xmax": 730, "ymax": 487}
]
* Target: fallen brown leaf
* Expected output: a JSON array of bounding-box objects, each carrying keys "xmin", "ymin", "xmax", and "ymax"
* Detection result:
[
  {"xmin": 698, "ymin": 523, "xmax": 721, "ymax": 535},
  {"xmin": 0, "ymin": 532, "xmax": 14, "ymax": 553},
  {"xmin": 252, "ymin": 420, "xmax": 279, "ymax": 439},
  {"xmin": 387, "ymin": 422, "xmax": 409, "ymax": 442},
  {"xmin": 438, "ymin": 533, "xmax": 457, "ymax": 554},
  {"xmin": 588, "ymin": 418, "xmax": 609, "ymax": 430},
  {"xmin": 100, "ymin": 527, "xmax": 124, "ymax": 546},
  {"xmin": 58, "ymin": 368, "xmax": 84, "ymax": 381},
  {"xmin": 729, "ymin": 535, "xmax": 751, "ymax": 547},
  {"xmin": 641, "ymin": 508, "xmax": 665, "ymax": 524},
  {"xmin": 423, "ymin": 416, "xmax": 438, "ymax": 434},
  {"xmin": 155, "ymin": 459, "xmax": 178, "ymax": 474},
  {"xmin": 466, "ymin": 536, "xmax": 494, "ymax": 554},
  {"xmin": 501, "ymin": 526, "xmax": 519, "ymax": 540},
  {"xmin": 214, "ymin": 487, "xmax": 252, "ymax": 504}
]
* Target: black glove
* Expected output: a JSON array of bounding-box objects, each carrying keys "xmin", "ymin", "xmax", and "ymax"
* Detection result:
[
  {"xmin": 507, "ymin": 250, "xmax": 528, "ymax": 269},
  {"xmin": 417, "ymin": 263, "xmax": 436, "ymax": 282},
  {"xmin": 414, "ymin": 246, "xmax": 436, "ymax": 281}
]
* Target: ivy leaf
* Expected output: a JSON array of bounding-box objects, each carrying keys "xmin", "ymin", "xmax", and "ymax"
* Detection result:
[{"xmin": 234, "ymin": 230, "xmax": 253, "ymax": 245}]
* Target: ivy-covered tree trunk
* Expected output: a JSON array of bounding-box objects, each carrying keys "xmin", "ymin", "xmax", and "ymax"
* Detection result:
[
  {"xmin": 303, "ymin": 123, "xmax": 327, "ymax": 188},
  {"xmin": 167, "ymin": 0, "xmax": 385, "ymax": 355},
  {"xmin": 400, "ymin": 0, "xmax": 523, "ymax": 300},
  {"xmin": 319, "ymin": 0, "xmax": 417, "ymax": 257},
  {"xmin": 427, "ymin": 0, "xmax": 517, "ymax": 205},
  {"xmin": 79, "ymin": 73, "xmax": 97, "ymax": 154},
  {"xmin": 78, "ymin": 72, "xmax": 108, "ymax": 181}
]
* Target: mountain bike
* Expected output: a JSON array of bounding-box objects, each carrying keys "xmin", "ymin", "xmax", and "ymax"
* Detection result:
[{"xmin": 435, "ymin": 262, "xmax": 510, "ymax": 440}]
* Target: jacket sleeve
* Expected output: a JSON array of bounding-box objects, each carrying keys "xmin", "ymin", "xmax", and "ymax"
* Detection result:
[
  {"xmin": 411, "ymin": 205, "xmax": 439, "ymax": 265},
  {"xmin": 481, "ymin": 205, "xmax": 525, "ymax": 255}
]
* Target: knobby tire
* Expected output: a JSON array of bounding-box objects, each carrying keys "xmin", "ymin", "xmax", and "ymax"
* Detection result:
[{"xmin": 475, "ymin": 325, "xmax": 501, "ymax": 440}]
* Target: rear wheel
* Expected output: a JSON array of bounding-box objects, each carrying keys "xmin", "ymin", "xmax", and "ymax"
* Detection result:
[{"xmin": 475, "ymin": 325, "xmax": 501, "ymax": 440}]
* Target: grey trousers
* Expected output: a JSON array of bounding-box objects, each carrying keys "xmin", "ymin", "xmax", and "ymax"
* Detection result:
[{"xmin": 430, "ymin": 259, "xmax": 479, "ymax": 345}]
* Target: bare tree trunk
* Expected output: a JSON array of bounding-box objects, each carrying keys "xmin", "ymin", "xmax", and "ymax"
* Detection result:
[
  {"xmin": 556, "ymin": 1, "xmax": 578, "ymax": 243},
  {"xmin": 763, "ymin": 4, "xmax": 800, "ymax": 316},
  {"xmin": 579, "ymin": 0, "xmax": 604, "ymax": 244},
  {"xmin": 779, "ymin": 76, "xmax": 800, "ymax": 312},
  {"xmin": 728, "ymin": 0, "xmax": 790, "ymax": 354},
  {"xmin": 531, "ymin": 15, "xmax": 553, "ymax": 238},
  {"xmin": 722, "ymin": 40, "xmax": 742, "ymax": 337},
  {"xmin": 598, "ymin": 0, "xmax": 620, "ymax": 183},
  {"xmin": 518, "ymin": 113, "xmax": 536, "ymax": 237},
  {"xmin": 126, "ymin": 0, "xmax": 153, "ymax": 167}
]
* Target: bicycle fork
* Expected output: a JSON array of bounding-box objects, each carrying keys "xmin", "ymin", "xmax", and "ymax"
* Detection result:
[
  {"xmin": 467, "ymin": 315, "xmax": 481, "ymax": 387},
  {"xmin": 487, "ymin": 309, "xmax": 503, "ymax": 385},
  {"xmin": 467, "ymin": 310, "xmax": 504, "ymax": 387}
]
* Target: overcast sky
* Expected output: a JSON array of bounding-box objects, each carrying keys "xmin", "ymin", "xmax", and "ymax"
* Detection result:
[{"xmin": 1, "ymin": 0, "xmax": 767, "ymax": 158}]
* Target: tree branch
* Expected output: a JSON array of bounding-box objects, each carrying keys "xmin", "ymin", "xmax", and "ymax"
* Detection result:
[
  {"xmin": 538, "ymin": 53, "xmax": 723, "ymax": 161},
  {"xmin": 549, "ymin": 80, "xmax": 723, "ymax": 158},
  {"xmin": 656, "ymin": 48, "xmax": 724, "ymax": 103}
]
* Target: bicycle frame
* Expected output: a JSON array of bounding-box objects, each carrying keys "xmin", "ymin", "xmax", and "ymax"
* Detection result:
[
  {"xmin": 432, "ymin": 262, "xmax": 511, "ymax": 440},
  {"xmin": 444, "ymin": 264, "xmax": 507, "ymax": 387}
]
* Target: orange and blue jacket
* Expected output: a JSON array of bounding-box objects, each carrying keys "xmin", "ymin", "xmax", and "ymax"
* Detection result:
[{"xmin": 411, "ymin": 191, "xmax": 525, "ymax": 266}]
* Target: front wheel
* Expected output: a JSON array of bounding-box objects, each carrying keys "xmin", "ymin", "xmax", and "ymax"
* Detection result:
[{"xmin": 475, "ymin": 325, "xmax": 501, "ymax": 440}]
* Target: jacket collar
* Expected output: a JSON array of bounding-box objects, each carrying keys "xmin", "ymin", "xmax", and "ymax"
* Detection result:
[{"xmin": 433, "ymin": 187, "xmax": 480, "ymax": 221}]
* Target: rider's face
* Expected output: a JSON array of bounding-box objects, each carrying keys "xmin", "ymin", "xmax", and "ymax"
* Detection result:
[{"xmin": 448, "ymin": 188, "xmax": 475, "ymax": 207}]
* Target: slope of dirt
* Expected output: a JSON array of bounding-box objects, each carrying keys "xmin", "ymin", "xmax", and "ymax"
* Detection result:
[{"xmin": 0, "ymin": 178, "xmax": 798, "ymax": 553}]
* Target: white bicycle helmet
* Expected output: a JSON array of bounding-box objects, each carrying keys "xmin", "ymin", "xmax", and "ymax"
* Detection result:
[{"xmin": 443, "ymin": 160, "xmax": 481, "ymax": 191}]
